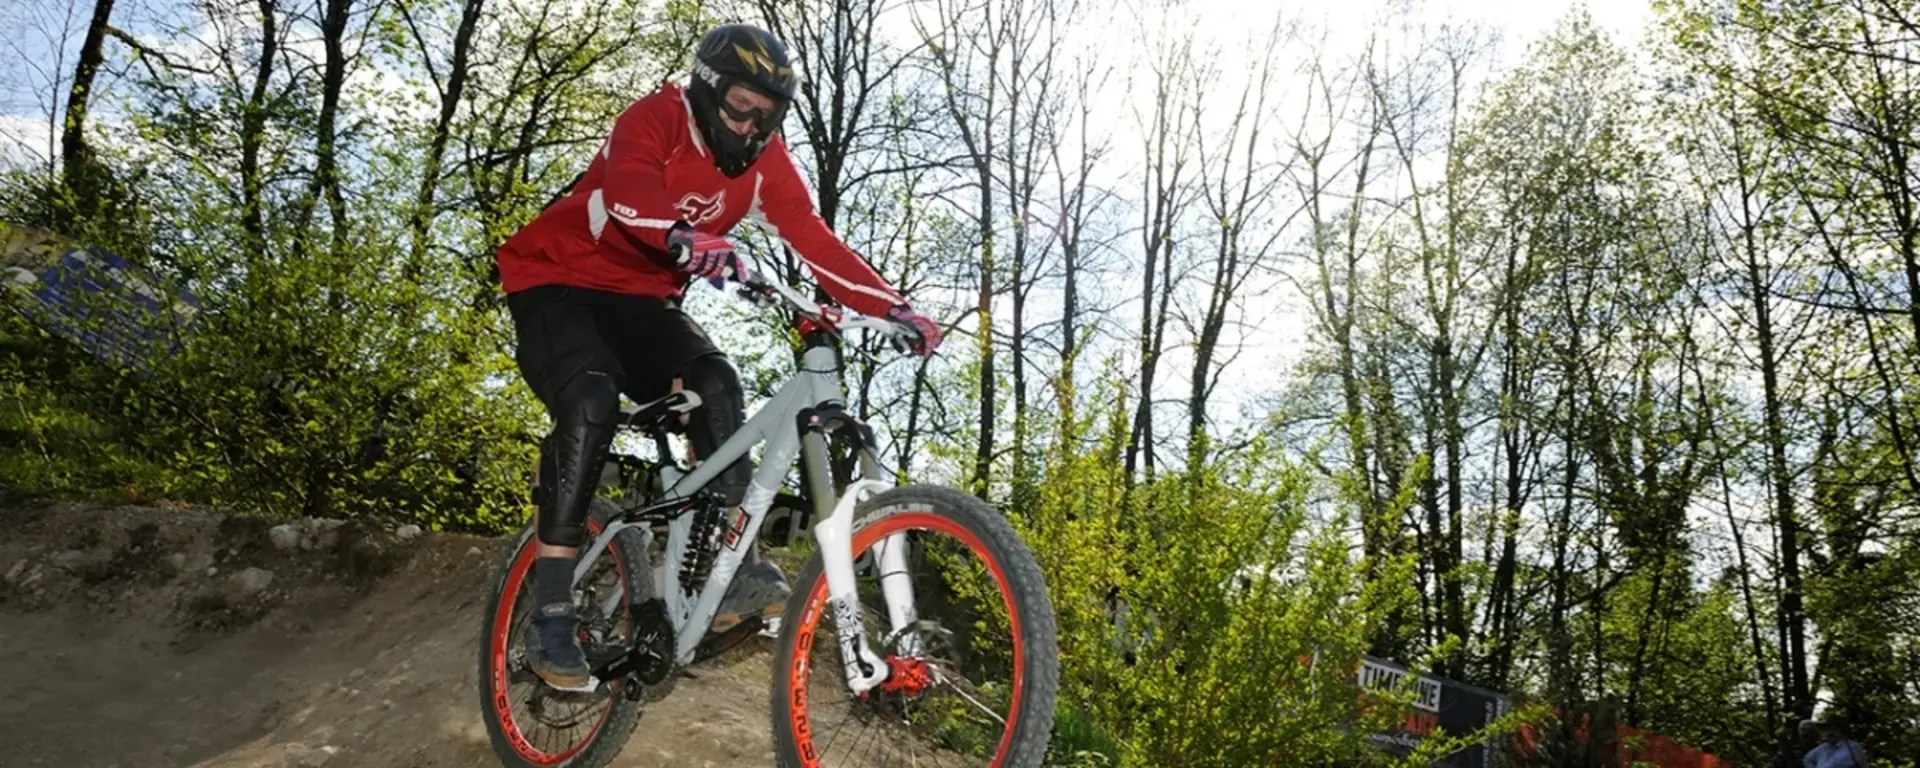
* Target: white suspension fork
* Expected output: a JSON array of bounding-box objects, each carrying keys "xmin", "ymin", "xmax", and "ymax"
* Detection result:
[
  {"xmin": 812, "ymin": 478, "xmax": 904, "ymax": 695},
  {"xmin": 875, "ymin": 530, "xmax": 922, "ymax": 656}
]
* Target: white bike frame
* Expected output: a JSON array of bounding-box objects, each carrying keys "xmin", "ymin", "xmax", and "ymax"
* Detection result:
[{"xmin": 564, "ymin": 279, "xmax": 919, "ymax": 696}]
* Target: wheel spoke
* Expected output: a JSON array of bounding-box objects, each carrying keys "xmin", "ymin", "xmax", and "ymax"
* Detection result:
[
  {"xmin": 776, "ymin": 492, "xmax": 1056, "ymax": 767},
  {"xmin": 927, "ymin": 662, "xmax": 1008, "ymax": 728},
  {"xmin": 482, "ymin": 519, "xmax": 651, "ymax": 766}
]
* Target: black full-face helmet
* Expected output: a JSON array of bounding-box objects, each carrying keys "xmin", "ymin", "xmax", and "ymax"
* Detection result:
[{"xmin": 686, "ymin": 23, "xmax": 800, "ymax": 178}]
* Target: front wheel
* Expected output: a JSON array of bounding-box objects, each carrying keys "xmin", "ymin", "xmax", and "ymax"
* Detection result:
[{"xmin": 769, "ymin": 485, "xmax": 1060, "ymax": 767}]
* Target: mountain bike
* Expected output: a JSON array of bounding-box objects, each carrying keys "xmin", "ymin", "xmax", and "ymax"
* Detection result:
[{"xmin": 476, "ymin": 275, "xmax": 1060, "ymax": 767}]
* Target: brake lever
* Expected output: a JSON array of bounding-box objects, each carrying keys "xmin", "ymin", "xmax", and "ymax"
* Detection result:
[{"xmin": 735, "ymin": 283, "xmax": 777, "ymax": 309}]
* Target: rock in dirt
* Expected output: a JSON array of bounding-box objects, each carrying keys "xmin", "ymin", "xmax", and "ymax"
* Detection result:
[
  {"xmin": 269, "ymin": 524, "xmax": 303, "ymax": 552},
  {"xmin": 395, "ymin": 524, "xmax": 423, "ymax": 541},
  {"xmin": 300, "ymin": 518, "xmax": 346, "ymax": 550},
  {"xmin": 231, "ymin": 567, "xmax": 275, "ymax": 596},
  {"xmin": 299, "ymin": 744, "xmax": 340, "ymax": 767},
  {"xmin": 5, "ymin": 559, "xmax": 24, "ymax": 583},
  {"xmin": 53, "ymin": 549, "xmax": 106, "ymax": 573}
]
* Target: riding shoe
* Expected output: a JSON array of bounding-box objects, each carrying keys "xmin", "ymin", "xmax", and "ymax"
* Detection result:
[
  {"xmin": 526, "ymin": 601, "xmax": 593, "ymax": 689},
  {"xmin": 712, "ymin": 558, "xmax": 790, "ymax": 633}
]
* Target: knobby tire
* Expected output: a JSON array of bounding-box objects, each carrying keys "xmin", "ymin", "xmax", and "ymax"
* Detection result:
[
  {"xmin": 478, "ymin": 499, "xmax": 652, "ymax": 768},
  {"xmin": 768, "ymin": 484, "xmax": 1061, "ymax": 768}
]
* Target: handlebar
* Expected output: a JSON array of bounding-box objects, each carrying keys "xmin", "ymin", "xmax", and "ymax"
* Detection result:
[
  {"xmin": 672, "ymin": 240, "xmax": 922, "ymax": 354},
  {"xmin": 736, "ymin": 276, "xmax": 905, "ymax": 336}
]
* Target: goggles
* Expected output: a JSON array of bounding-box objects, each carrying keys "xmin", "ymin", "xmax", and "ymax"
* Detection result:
[{"xmin": 718, "ymin": 85, "xmax": 786, "ymax": 132}]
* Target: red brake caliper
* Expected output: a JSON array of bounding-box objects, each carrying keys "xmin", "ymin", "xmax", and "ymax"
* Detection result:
[{"xmin": 877, "ymin": 656, "xmax": 932, "ymax": 696}]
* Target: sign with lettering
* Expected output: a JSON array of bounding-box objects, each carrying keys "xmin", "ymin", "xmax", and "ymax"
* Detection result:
[
  {"xmin": 1354, "ymin": 654, "xmax": 1508, "ymax": 768},
  {"xmin": 1, "ymin": 222, "xmax": 200, "ymax": 373}
]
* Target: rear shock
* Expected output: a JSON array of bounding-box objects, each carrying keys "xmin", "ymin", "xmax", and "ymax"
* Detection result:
[{"xmin": 681, "ymin": 500, "xmax": 725, "ymax": 596}]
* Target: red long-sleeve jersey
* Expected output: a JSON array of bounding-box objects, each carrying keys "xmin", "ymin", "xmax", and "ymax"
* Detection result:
[{"xmin": 495, "ymin": 80, "xmax": 907, "ymax": 318}]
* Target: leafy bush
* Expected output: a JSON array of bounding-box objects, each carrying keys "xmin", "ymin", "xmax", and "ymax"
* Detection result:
[
  {"xmin": 0, "ymin": 213, "xmax": 542, "ymax": 532},
  {"xmin": 1008, "ymin": 375, "xmax": 1513, "ymax": 767}
]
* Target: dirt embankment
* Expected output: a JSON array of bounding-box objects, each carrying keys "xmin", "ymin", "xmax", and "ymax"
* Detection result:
[{"xmin": 0, "ymin": 496, "xmax": 779, "ymax": 768}]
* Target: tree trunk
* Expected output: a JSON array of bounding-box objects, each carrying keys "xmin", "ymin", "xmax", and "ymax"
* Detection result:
[
  {"xmin": 1124, "ymin": 38, "xmax": 1194, "ymax": 485},
  {"xmin": 311, "ymin": 0, "xmax": 354, "ymax": 266},
  {"xmin": 1704, "ymin": 377, "xmax": 1780, "ymax": 732},
  {"xmin": 1127, "ymin": 231, "xmax": 1158, "ymax": 484},
  {"xmin": 57, "ymin": 0, "xmax": 118, "ymax": 228},
  {"xmin": 239, "ymin": 0, "xmax": 279, "ymax": 264},
  {"xmin": 1296, "ymin": 56, "xmax": 1387, "ymax": 652},
  {"xmin": 1743, "ymin": 142, "xmax": 1811, "ymax": 719},
  {"xmin": 973, "ymin": 167, "xmax": 996, "ymax": 498},
  {"xmin": 408, "ymin": 0, "xmax": 487, "ymax": 273},
  {"xmin": 1486, "ymin": 220, "xmax": 1531, "ymax": 689}
]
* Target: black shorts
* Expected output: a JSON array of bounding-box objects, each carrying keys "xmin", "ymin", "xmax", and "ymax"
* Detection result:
[{"xmin": 505, "ymin": 284, "xmax": 722, "ymax": 411}]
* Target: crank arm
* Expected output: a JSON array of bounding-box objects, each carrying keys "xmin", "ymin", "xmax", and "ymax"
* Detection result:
[{"xmin": 596, "ymin": 599, "xmax": 676, "ymax": 686}]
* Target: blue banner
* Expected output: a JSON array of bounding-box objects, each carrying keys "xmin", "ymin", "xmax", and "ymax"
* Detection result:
[{"xmin": 2, "ymin": 222, "xmax": 201, "ymax": 373}]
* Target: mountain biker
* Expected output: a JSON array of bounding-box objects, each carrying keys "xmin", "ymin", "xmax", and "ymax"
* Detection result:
[{"xmin": 493, "ymin": 22, "xmax": 944, "ymax": 690}]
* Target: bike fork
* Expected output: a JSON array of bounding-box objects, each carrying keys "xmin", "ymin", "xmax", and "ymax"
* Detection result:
[{"xmin": 813, "ymin": 478, "xmax": 913, "ymax": 695}]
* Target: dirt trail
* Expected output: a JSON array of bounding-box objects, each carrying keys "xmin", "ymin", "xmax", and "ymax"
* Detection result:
[{"xmin": 0, "ymin": 497, "xmax": 779, "ymax": 768}]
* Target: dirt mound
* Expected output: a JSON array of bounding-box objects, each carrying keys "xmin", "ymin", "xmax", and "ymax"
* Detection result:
[{"xmin": 0, "ymin": 497, "xmax": 778, "ymax": 768}]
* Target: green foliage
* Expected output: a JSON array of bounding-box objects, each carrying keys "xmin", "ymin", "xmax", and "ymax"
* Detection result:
[
  {"xmin": 0, "ymin": 317, "xmax": 172, "ymax": 499},
  {"xmin": 1001, "ymin": 373, "xmax": 1520, "ymax": 767},
  {"xmin": 0, "ymin": 0, "xmax": 713, "ymax": 532},
  {"xmin": 1596, "ymin": 572, "xmax": 1772, "ymax": 764},
  {"xmin": 0, "ymin": 221, "xmax": 542, "ymax": 530}
]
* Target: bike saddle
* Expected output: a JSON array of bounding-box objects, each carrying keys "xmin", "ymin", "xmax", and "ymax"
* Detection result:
[{"xmin": 616, "ymin": 390, "xmax": 703, "ymax": 436}]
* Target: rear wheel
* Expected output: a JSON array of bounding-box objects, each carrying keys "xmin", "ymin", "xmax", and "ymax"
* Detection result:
[
  {"xmin": 478, "ymin": 498, "xmax": 653, "ymax": 768},
  {"xmin": 769, "ymin": 485, "xmax": 1059, "ymax": 767}
]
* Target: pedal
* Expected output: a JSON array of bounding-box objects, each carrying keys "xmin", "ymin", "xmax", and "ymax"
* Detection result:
[{"xmin": 543, "ymin": 675, "xmax": 603, "ymax": 695}]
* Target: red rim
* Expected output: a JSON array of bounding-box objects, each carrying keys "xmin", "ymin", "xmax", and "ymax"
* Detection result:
[
  {"xmin": 488, "ymin": 521, "xmax": 620, "ymax": 765},
  {"xmin": 784, "ymin": 510, "xmax": 1026, "ymax": 767}
]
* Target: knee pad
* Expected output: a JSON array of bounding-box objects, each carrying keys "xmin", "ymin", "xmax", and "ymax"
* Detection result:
[
  {"xmin": 680, "ymin": 354, "xmax": 744, "ymax": 418},
  {"xmin": 679, "ymin": 354, "xmax": 750, "ymax": 505},
  {"xmin": 558, "ymin": 369, "xmax": 621, "ymax": 429},
  {"xmin": 537, "ymin": 370, "xmax": 621, "ymax": 547}
]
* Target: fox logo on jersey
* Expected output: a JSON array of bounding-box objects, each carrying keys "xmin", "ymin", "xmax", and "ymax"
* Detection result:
[
  {"xmin": 676, "ymin": 191, "xmax": 727, "ymax": 227},
  {"xmin": 494, "ymin": 82, "xmax": 909, "ymax": 321}
]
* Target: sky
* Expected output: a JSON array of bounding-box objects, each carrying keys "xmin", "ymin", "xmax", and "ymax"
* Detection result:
[
  {"xmin": 0, "ymin": 0, "xmax": 1657, "ymax": 161},
  {"xmin": 0, "ymin": 0, "xmax": 1663, "ymax": 452},
  {"xmin": 870, "ymin": 0, "xmax": 1666, "ymax": 443},
  {"xmin": 0, "ymin": 0, "xmax": 1671, "ymax": 489}
]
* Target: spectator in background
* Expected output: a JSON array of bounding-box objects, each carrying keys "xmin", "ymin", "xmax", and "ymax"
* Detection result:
[
  {"xmin": 1767, "ymin": 719, "xmax": 1821, "ymax": 768},
  {"xmin": 1804, "ymin": 716, "xmax": 1868, "ymax": 768}
]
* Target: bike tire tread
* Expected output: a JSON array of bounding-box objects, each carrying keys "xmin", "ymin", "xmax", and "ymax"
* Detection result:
[
  {"xmin": 476, "ymin": 498, "xmax": 653, "ymax": 768},
  {"xmin": 767, "ymin": 484, "xmax": 1060, "ymax": 767}
]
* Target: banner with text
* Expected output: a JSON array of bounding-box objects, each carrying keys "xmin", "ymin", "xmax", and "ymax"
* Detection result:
[{"xmin": 2, "ymin": 222, "xmax": 201, "ymax": 373}]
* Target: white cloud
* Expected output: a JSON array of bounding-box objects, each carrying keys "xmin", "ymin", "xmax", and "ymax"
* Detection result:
[{"xmin": 0, "ymin": 112, "xmax": 56, "ymax": 168}]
